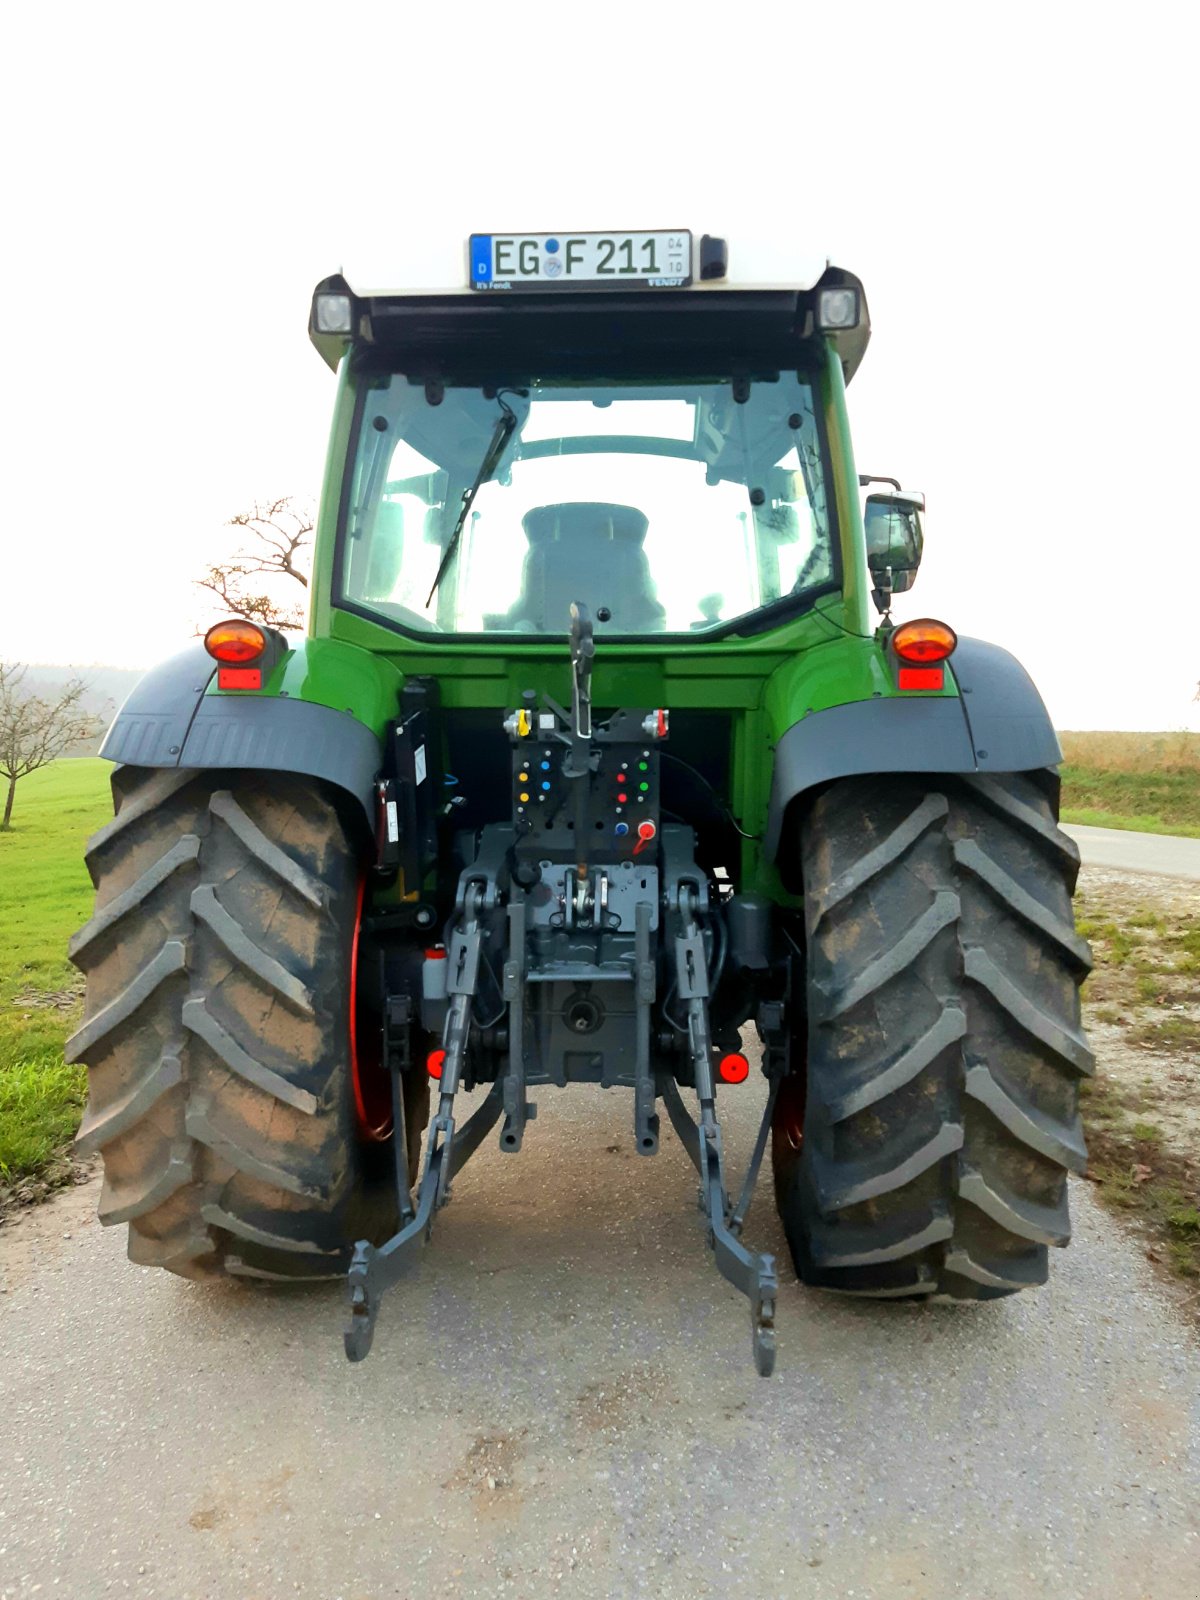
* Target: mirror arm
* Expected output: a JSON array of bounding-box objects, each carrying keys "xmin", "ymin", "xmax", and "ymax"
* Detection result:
[{"xmin": 859, "ymin": 473, "xmax": 903, "ymax": 491}]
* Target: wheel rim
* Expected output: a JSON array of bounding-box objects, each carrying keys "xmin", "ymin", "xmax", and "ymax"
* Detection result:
[
  {"xmin": 774, "ymin": 1070, "xmax": 807, "ymax": 1151},
  {"xmin": 349, "ymin": 877, "xmax": 393, "ymax": 1141}
]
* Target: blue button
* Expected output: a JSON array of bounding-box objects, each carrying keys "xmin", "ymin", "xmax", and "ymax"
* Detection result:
[
  {"xmin": 540, "ymin": 761, "xmax": 550, "ymax": 771},
  {"xmin": 614, "ymin": 822, "xmax": 629, "ymax": 836},
  {"xmin": 541, "ymin": 781, "xmax": 551, "ymax": 791}
]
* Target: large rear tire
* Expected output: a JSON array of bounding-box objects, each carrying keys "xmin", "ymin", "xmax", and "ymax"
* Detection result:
[
  {"xmin": 68, "ymin": 767, "xmax": 406, "ymax": 1282},
  {"xmin": 772, "ymin": 770, "xmax": 1094, "ymax": 1299}
]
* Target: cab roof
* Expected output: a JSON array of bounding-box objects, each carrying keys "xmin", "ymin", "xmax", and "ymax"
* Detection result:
[
  {"xmin": 309, "ymin": 236, "xmax": 869, "ymax": 383},
  {"xmin": 339, "ymin": 236, "xmax": 837, "ymax": 299}
]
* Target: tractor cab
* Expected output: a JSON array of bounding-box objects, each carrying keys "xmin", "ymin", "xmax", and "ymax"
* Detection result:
[{"xmin": 311, "ymin": 233, "xmax": 870, "ymax": 647}]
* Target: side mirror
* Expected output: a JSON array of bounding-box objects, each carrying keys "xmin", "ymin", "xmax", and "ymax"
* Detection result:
[{"xmin": 864, "ymin": 490, "xmax": 925, "ymax": 611}]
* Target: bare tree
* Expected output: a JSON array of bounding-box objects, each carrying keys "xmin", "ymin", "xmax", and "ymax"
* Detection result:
[
  {"xmin": 195, "ymin": 497, "xmax": 313, "ymax": 629},
  {"xmin": 0, "ymin": 664, "xmax": 100, "ymax": 830}
]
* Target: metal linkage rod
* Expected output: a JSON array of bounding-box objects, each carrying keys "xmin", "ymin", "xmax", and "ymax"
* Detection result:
[
  {"xmin": 633, "ymin": 900, "xmax": 660, "ymax": 1154},
  {"xmin": 500, "ymin": 894, "xmax": 533, "ymax": 1151},
  {"xmin": 344, "ymin": 884, "xmax": 497, "ymax": 1362},
  {"xmin": 669, "ymin": 885, "xmax": 778, "ymax": 1376}
]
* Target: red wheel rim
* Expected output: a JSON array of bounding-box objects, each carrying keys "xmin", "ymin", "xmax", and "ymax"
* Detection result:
[
  {"xmin": 780, "ymin": 1075, "xmax": 809, "ymax": 1152},
  {"xmin": 349, "ymin": 877, "xmax": 393, "ymax": 1141},
  {"xmin": 775, "ymin": 1071, "xmax": 807, "ymax": 1152}
]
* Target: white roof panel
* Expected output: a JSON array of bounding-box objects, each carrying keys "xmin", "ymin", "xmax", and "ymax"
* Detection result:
[{"xmin": 340, "ymin": 232, "xmax": 837, "ymax": 298}]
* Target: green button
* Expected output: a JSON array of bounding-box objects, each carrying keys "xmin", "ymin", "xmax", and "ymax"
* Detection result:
[
  {"xmin": 639, "ymin": 782, "xmax": 649, "ymax": 792},
  {"xmin": 638, "ymin": 762, "xmax": 648, "ymax": 771}
]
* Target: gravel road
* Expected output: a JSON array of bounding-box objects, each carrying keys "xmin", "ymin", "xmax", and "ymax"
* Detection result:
[
  {"xmin": 1066, "ymin": 823, "xmax": 1200, "ymax": 882},
  {"xmin": 2, "ymin": 1070, "xmax": 1198, "ymax": 1600}
]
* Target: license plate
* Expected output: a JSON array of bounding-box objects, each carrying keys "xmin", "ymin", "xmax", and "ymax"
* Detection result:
[{"xmin": 469, "ymin": 231, "xmax": 692, "ymax": 290}]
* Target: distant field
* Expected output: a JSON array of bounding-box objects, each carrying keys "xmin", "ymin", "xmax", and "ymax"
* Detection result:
[
  {"xmin": 0, "ymin": 759, "xmax": 110, "ymax": 1189},
  {"xmin": 1059, "ymin": 730, "xmax": 1200, "ymax": 839}
]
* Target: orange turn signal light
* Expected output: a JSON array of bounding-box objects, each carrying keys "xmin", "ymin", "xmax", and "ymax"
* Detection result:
[
  {"xmin": 718, "ymin": 1052, "xmax": 750, "ymax": 1084},
  {"xmin": 891, "ymin": 619, "xmax": 957, "ymax": 664},
  {"xmin": 426, "ymin": 1048, "xmax": 446, "ymax": 1080},
  {"xmin": 204, "ymin": 619, "xmax": 267, "ymax": 664}
]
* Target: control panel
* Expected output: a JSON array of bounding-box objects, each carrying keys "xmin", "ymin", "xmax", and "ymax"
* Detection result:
[
  {"xmin": 505, "ymin": 706, "xmax": 667, "ymax": 864},
  {"xmin": 512, "ymin": 741, "xmax": 660, "ymax": 857}
]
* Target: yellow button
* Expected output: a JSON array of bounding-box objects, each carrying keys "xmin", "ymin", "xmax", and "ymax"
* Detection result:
[{"xmin": 520, "ymin": 792, "xmax": 530, "ymax": 803}]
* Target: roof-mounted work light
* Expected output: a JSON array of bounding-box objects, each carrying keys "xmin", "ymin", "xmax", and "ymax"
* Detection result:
[
  {"xmin": 313, "ymin": 292, "xmax": 354, "ymax": 334},
  {"xmin": 817, "ymin": 287, "xmax": 861, "ymax": 330}
]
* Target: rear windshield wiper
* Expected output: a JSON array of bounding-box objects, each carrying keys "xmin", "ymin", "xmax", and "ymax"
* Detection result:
[{"xmin": 425, "ymin": 391, "xmax": 524, "ymax": 607}]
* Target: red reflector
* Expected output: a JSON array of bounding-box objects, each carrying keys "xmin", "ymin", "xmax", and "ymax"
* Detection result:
[
  {"xmin": 217, "ymin": 667, "xmax": 262, "ymax": 690},
  {"xmin": 425, "ymin": 946, "xmax": 448, "ymax": 961},
  {"xmin": 898, "ymin": 667, "xmax": 944, "ymax": 691},
  {"xmin": 718, "ymin": 1052, "xmax": 750, "ymax": 1084},
  {"xmin": 427, "ymin": 1048, "xmax": 446, "ymax": 1080}
]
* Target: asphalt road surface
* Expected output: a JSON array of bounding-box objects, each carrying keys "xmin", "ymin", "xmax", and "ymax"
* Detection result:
[
  {"xmin": 3, "ymin": 1071, "xmax": 1198, "ymax": 1600},
  {"xmin": 1066, "ymin": 823, "xmax": 1200, "ymax": 882}
]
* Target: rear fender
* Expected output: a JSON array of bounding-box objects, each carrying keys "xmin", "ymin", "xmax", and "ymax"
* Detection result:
[
  {"xmin": 764, "ymin": 636, "xmax": 1061, "ymax": 868},
  {"xmin": 98, "ymin": 638, "xmax": 395, "ymax": 828}
]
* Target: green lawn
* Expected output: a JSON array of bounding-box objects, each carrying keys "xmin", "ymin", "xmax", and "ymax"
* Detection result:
[
  {"xmin": 0, "ymin": 759, "xmax": 112, "ymax": 1185},
  {"xmin": 1058, "ymin": 732, "xmax": 1200, "ymax": 838},
  {"xmin": 1060, "ymin": 804, "xmax": 1200, "ymax": 840},
  {"xmin": 1060, "ymin": 767, "xmax": 1200, "ymax": 839}
]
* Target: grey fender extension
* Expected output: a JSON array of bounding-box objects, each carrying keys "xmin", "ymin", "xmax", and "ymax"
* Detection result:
[
  {"xmin": 98, "ymin": 642, "xmax": 380, "ymax": 827},
  {"xmin": 764, "ymin": 636, "xmax": 1061, "ymax": 862}
]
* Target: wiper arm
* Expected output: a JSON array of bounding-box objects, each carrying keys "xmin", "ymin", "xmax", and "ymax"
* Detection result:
[{"xmin": 425, "ymin": 393, "xmax": 523, "ymax": 608}]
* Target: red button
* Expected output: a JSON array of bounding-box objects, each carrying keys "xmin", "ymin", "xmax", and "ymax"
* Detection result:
[
  {"xmin": 637, "ymin": 821, "xmax": 656, "ymax": 840},
  {"xmin": 618, "ymin": 792, "xmax": 628, "ymax": 803}
]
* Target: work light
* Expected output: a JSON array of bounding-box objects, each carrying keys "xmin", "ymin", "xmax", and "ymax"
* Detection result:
[
  {"xmin": 817, "ymin": 287, "xmax": 860, "ymax": 329},
  {"xmin": 314, "ymin": 292, "xmax": 354, "ymax": 334}
]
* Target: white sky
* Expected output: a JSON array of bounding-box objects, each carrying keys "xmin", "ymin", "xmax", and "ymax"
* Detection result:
[{"xmin": 1, "ymin": 0, "xmax": 1196, "ymax": 730}]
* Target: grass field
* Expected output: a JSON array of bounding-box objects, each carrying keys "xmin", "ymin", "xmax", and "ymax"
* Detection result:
[
  {"xmin": 0, "ymin": 759, "xmax": 110, "ymax": 1190},
  {"xmin": 1059, "ymin": 729, "xmax": 1200, "ymax": 838},
  {"xmin": 1075, "ymin": 879, "xmax": 1199, "ymax": 1291}
]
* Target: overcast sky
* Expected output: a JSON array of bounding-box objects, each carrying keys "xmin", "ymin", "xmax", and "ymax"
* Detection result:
[{"xmin": 2, "ymin": 1, "xmax": 1195, "ymax": 731}]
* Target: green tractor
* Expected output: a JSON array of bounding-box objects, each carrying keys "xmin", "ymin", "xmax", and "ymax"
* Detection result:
[{"xmin": 69, "ymin": 233, "xmax": 1092, "ymax": 1373}]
